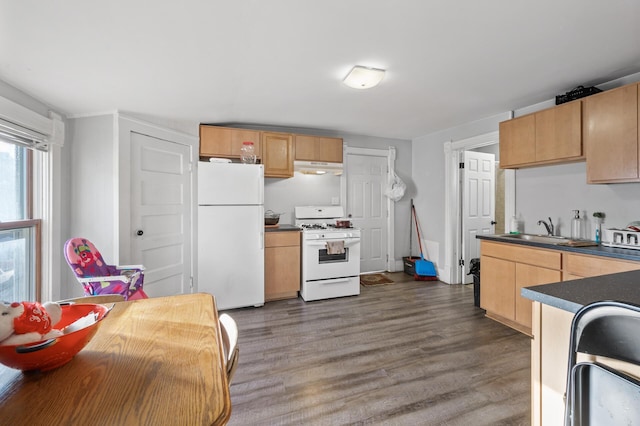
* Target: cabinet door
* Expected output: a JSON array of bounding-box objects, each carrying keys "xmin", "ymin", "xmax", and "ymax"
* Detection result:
[
  {"xmin": 564, "ymin": 253, "xmax": 640, "ymax": 277},
  {"xmin": 263, "ymin": 132, "xmax": 294, "ymax": 178},
  {"xmin": 317, "ymin": 137, "xmax": 343, "ymax": 163},
  {"xmin": 480, "ymin": 255, "xmax": 515, "ymax": 320},
  {"xmin": 294, "ymin": 135, "xmax": 343, "ymax": 163},
  {"xmin": 200, "ymin": 126, "xmax": 231, "ymax": 156},
  {"xmin": 585, "ymin": 83, "xmax": 639, "ymax": 183},
  {"xmin": 499, "ymin": 114, "xmax": 536, "ymax": 168},
  {"xmin": 515, "ymin": 264, "xmax": 561, "ymax": 329},
  {"xmin": 265, "ymin": 245, "xmax": 300, "ymax": 301},
  {"xmin": 535, "ymin": 101, "xmax": 582, "ymax": 162},
  {"xmin": 294, "ymin": 135, "xmax": 316, "ymax": 161},
  {"xmin": 229, "ymin": 129, "xmax": 262, "ymax": 159}
]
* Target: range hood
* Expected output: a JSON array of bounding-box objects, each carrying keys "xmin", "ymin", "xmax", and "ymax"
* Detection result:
[{"xmin": 294, "ymin": 161, "xmax": 343, "ymax": 175}]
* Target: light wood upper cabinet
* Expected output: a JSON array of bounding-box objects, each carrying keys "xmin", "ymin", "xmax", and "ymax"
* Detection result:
[
  {"xmin": 199, "ymin": 125, "xmax": 261, "ymax": 159},
  {"xmin": 500, "ymin": 114, "xmax": 536, "ymax": 167},
  {"xmin": 584, "ymin": 83, "xmax": 639, "ymax": 183},
  {"xmin": 535, "ymin": 101, "xmax": 582, "ymax": 162},
  {"xmin": 294, "ymin": 135, "xmax": 343, "ymax": 163},
  {"xmin": 500, "ymin": 101, "xmax": 583, "ymax": 169},
  {"xmin": 263, "ymin": 132, "xmax": 294, "ymax": 178}
]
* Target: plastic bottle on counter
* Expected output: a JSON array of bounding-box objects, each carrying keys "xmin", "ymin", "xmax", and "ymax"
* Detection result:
[
  {"xmin": 571, "ymin": 210, "xmax": 582, "ymax": 239},
  {"xmin": 510, "ymin": 216, "xmax": 519, "ymax": 234},
  {"xmin": 240, "ymin": 141, "xmax": 256, "ymax": 164}
]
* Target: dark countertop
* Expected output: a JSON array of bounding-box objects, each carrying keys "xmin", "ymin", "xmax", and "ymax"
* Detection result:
[
  {"xmin": 265, "ymin": 224, "xmax": 300, "ymax": 232},
  {"xmin": 521, "ymin": 270, "xmax": 640, "ymax": 314},
  {"xmin": 477, "ymin": 234, "xmax": 640, "ymax": 262}
]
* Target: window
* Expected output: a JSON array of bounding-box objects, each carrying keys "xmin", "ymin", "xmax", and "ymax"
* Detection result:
[{"xmin": 0, "ymin": 140, "xmax": 40, "ymax": 301}]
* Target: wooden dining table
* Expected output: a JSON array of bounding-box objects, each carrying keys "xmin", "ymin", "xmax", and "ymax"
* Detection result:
[{"xmin": 0, "ymin": 293, "xmax": 231, "ymax": 425}]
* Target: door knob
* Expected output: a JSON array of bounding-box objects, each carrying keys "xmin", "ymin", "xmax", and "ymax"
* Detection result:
[
  {"xmin": 490, "ymin": 221, "xmax": 497, "ymax": 225},
  {"xmin": 137, "ymin": 230, "xmax": 144, "ymax": 236}
]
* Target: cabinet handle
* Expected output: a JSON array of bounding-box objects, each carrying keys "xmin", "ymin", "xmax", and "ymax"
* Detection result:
[{"xmin": 136, "ymin": 230, "xmax": 144, "ymax": 236}]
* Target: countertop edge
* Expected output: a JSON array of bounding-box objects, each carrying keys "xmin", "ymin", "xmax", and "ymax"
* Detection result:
[
  {"xmin": 265, "ymin": 225, "xmax": 301, "ymax": 232},
  {"xmin": 477, "ymin": 234, "xmax": 640, "ymax": 262}
]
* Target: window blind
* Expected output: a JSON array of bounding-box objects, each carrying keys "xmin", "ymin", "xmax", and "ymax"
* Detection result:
[{"xmin": 0, "ymin": 117, "xmax": 49, "ymax": 151}]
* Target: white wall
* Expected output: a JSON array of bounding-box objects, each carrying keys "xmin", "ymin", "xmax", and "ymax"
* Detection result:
[
  {"xmin": 516, "ymin": 162, "xmax": 640, "ymax": 239},
  {"xmin": 265, "ymin": 173, "xmax": 341, "ymax": 225},
  {"xmin": 412, "ymin": 113, "xmax": 510, "ymax": 271}
]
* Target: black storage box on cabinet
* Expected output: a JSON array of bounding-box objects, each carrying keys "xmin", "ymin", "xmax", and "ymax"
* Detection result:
[{"xmin": 555, "ymin": 85, "xmax": 602, "ymax": 105}]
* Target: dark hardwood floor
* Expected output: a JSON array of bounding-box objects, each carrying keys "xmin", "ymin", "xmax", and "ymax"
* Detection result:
[{"xmin": 223, "ymin": 272, "xmax": 531, "ymax": 425}]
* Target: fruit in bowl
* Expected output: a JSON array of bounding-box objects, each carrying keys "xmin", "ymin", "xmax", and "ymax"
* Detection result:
[{"xmin": 0, "ymin": 303, "xmax": 111, "ymax": 372}]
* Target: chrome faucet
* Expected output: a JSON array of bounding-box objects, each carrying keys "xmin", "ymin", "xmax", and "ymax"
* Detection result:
[{"xmin": 537, "ymin": 218, "xmax": 554, "ymax": 236}]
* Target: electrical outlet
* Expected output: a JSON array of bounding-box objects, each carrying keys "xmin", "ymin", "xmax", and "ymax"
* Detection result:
[{"xmin": 331, "ymin": 197, "xmax": 339, "ymax": 205}]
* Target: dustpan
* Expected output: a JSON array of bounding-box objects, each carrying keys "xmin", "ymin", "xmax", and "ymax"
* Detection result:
[{"xmin": 411, "ymin": 200, "xmax": 437, "ymax": 279}]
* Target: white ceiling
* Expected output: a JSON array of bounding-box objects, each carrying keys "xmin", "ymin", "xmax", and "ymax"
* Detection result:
[{"xmin": 1, "ymin": 1, "xmax": 639, "ymax": 140}]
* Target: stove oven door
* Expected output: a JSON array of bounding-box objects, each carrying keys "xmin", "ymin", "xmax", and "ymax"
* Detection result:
[{"xmin": 303, "ymin": 237, "xmax": 361, "ymax": 281}]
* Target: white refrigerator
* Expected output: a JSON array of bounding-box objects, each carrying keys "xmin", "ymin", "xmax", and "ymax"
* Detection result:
[{"xmin": 197, "ymin": 162, "xmax": 264, "ymax": 310}]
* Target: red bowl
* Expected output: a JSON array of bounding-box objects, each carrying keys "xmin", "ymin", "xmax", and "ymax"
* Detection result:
[{"xmin": 0, "ymin": 303, "xmax": 111, "ymax": 372}]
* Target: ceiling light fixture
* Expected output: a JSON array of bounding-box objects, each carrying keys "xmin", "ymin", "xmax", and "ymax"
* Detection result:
[{"xmin": 342, "ymin": 66, "xmax": 385, "ymax": 89}]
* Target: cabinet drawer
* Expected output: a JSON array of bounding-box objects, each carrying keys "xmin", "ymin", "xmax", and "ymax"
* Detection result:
[
  {"xmin": 564, "ymin": 253, "xmax": 640, "ymax": 277},
  {"xmin": 265, "ymin": 231, "xmax": 300, "ymax": 248},
  {"xmin": 481, "ymin": 241, "xmax": 561, "ymax": 269}
]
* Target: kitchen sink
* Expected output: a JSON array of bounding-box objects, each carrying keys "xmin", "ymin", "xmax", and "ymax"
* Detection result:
[{"xmin": 497, "ymin": 233, "xmax": 570, "ymax": 245}]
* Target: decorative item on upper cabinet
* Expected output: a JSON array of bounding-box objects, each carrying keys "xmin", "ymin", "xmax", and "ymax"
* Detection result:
[{"xmin": 240, "ymin": 141, "xmax": 256, "ymax": 164}]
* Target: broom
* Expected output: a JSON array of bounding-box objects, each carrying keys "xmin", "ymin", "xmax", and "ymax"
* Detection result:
[{"xmin": 411, "ymin": 202, "xmax": 438, "ymax": 281}]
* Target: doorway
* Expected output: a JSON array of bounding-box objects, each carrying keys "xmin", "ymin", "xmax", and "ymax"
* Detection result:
[
  {"xmin": 129, "ymin": 132, "xmax": 192, "ymax": 297},
  {"xmin": 344, "ymin": 146, "xmax": 396, "ymax": 273},
  {"xmin": 443, "ymin": 132, "xmax": 515, "ymax": 284},
  {"xmin": 461, "ymin": 150, "xmax": 496, "ymax": 284}
]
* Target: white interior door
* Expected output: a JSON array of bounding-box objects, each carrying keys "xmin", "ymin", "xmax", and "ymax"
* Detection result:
[
  {"xmin": 461, "ymin": 151, "xmax": 495, "ymax": 283},
  {"xmin": 130, "ymin": 132, "xmax": 191, "ymax": 297},
  {"xmin": 347, "ymin": 153, "xmax": 388, "ymax": 273}
]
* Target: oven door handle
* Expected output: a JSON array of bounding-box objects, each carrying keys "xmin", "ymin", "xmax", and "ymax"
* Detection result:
[
  {"xmin": 306, "ymin": 240, "xmax": 360, "ymax": 247},
  {"xmin": 317, "ymin": 277, "xmax": 352, "ymax": 284}
]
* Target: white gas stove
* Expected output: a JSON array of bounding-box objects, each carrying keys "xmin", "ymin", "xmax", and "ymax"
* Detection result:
[{"xmin": 294, "ymin": 206, "xmax": 361, "ymax": 301}]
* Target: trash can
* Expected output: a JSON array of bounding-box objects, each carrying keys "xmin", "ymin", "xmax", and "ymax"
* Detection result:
[{"xmin": 468, "ymin": 258, "xmax": 481, "ymax": 307}]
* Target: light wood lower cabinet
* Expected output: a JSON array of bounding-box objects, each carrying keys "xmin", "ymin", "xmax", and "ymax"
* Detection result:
[
  {"xmin": 480, "ymin": 241, "xmax": 561, "ymax": 335},
  {"xmin": 563, "ymin": 252, "xmax": 640, "ymax": 278},
  {"xmin": 480, "ymin": 256, "xmax": 515, "ymax": 320},
  {"xmin": 265, "ymin": 231, "xmax": 300, "ymax": 301}
]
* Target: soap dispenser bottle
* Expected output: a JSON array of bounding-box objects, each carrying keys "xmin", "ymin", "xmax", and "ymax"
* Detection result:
[{"xmin": 571, "ymin": 210, "xmax": 581, "ymax": 239}]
